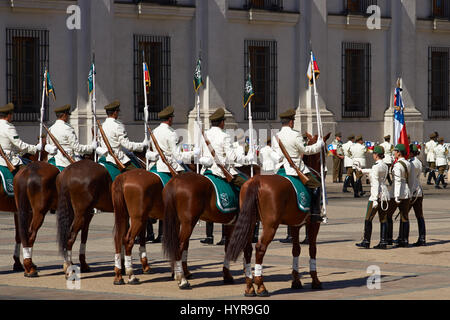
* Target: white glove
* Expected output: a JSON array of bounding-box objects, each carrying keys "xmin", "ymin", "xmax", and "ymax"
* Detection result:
[
  {"xmin": 395, "ymin": 197, "xmax": 401, "ymax": 204},
  {"xmin": 142, "ymin": 137, "xmax": 149, "ymax": 147},
  {"xmin": 372, "ymin": 200, "xmax": 378, "ymax": 209},
  {"xmin": 95, "ymin": 147, "xmax": 108, "ymax": 157},
  {"xmin": 44, "ymin": 144, "xmax": 58, "ymax": 156},
  {"xmin": 146, "ymin": 151, "xmax": 159, "ymax": 162},
  {"xmin": 91, "ymin": 140, "xmax": 98, "ymax": 150},
  {"xmin": 199, "ymin": 156, "xmax": 214, "ymax": 168},
  {"xmin": 35, "ymin": 143, "xmax": 42, "ymax": 151},
  {"xmin": 193, "ymin": 147, "xmax": 201, "ymax": 157}
]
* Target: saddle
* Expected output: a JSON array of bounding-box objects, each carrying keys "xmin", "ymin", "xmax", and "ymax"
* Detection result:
[
  {"xmin": 277, "ymin": 167, "xmax": 311, "ymax": 213},
  {"xmin": 204, "ymin": 170, "xmax": 240, "ymax": 214},
  {"xmin": 0, "ymin": 165, "xmax": 14, "ymax": 197}
]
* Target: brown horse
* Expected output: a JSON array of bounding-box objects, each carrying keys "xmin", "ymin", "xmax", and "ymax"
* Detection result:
[
  {"xmin": 162, "ymin": 165, "xmax": 260, "ymax": 289},
  {"xmin": 56, "ymin": 159, "xmax": 114, "ymax": 276},
  {"xmin": 110, "ymin": 169, "xmax": 165, "ymax": 285},
  {"xmin": 225, "ymin": 132, "xmax": 330, "ymax": 297}
]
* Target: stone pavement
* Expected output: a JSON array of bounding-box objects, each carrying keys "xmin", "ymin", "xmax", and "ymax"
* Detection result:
[{"xmin": 0, "ymin": 176, "xmax": 449, "ymax": 300}]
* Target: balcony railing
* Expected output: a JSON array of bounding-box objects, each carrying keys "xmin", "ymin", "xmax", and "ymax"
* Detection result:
[
  {"xmin": 244, "ymin": 0, "xmax": 283, "ymax": 12},
  {"xmin": 345, "ymin": 0, "xmax": 378, "ymax": 15},
  {"xmin": 432, "ymin": 0, "xmax": 450, "ymax": 19}
]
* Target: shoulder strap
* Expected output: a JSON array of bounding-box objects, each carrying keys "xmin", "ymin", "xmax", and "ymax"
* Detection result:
[{"xmin": 398, "ymin": 160, "xmax": 409, "ymax": 184}]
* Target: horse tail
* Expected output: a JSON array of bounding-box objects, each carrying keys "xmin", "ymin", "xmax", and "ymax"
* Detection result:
[
  {"xmin": 15, "ymin": 170, "xmax": 32, "ymax": 243},
  {"xmin": 111, "ymin": 175, "xmax": 128, "ymax": 240},
  {"xmin": 56, "ymin": 179, "xmax": 74, "ymax": 255},
  {"xmin": 226, "ymin": 178, "xmax": 260, "ymax": 262},
  {"xmin": 162, "ymin": 181, "xmax": 180, "ymax": 263}
]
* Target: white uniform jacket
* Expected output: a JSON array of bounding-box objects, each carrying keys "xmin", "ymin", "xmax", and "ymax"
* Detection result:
[
  {"xmin": 379, "ymin": 141, "xmax": 393, "ymax": 165},
  {"xmin": 361, "ymin": 160, "xmax": 390, "ymax": 202},
  {"xmin": 201, "ymin": 126, "xmax": 244, "ymax": 179},
  {"xmin": 391, "ymin": 157, "xmax": 411, "ymax": 200},
  {"xmin": 350, "ymin": 143, "xmax": 367, "ymax": 168},
  {"xmin": 100, "ymin": 118, "xmax": 145, "ymax": 165},
  {"xmin": 409, "ymin": 157, "xmax": 423, "ymax": 198},
  {"xmin": 48, "ymin": 120, "xmax": 93, "ymax": 168},
  {"xmin": 0, "ymin": 119, "xmax": 37, "ymax": 167},
  {"xmin": 425, "ymin": 140, "xmax": 437, "ymax": 163},
  {"xmin": 259, "ymin": 145, "xmax": 281, "ymax": 173},
  {"xmin": 272, "ymin": 126, "xmax": 322, "ymax": 176},
  {"xmin": 434, "ymin": 144, "xmax": 449, "ymax": 167},
  {"xmin": 342, "ymin": 141, "xmax": 354, "ymax": 168},
  {"xmin": 152, "ymin": 123, "xmax": 193, "ymax": 173}
]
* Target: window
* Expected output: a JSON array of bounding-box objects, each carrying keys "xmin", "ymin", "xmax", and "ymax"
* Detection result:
[
  {"xmin": 432, "ymin": 0, "xmax": 450, "ymax": 19},
  {"xmin": 345, "ymin": 0, "xmax": 378, "ymax": 15},
  {"xmin": 133, "ymin": 35, "xmax": 171, "ymax": 121},
  {"xmin": 6, "ymin": 29, "xmax": 49, "ymax": 122},
  {"xmin": 342, "ymin": 42, "xmax": 371, "ymax": 118},
  {"xmin": 244, "ymin": 40, "xmax": 277, "ymax": 120},
  {"xmin": 429, "ymin": 47, "xmax": 449, "ymax": 118},
  {"xmin": 244, "ymin": 0, "xmax": 283, "ymax": 11}
]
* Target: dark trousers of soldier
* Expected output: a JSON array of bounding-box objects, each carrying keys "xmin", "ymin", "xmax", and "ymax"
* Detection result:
[
  {"xmin": 435, "ymin": 165, "xmax": 448, "ymax": 188},
  {"xmin": 352, "ymin": 169, "xmax": 364, "ymax": 197},
  {"xmin": 385, "ymin": 199, "xmax": 411, "ymax": 247},
  {"xmin": 333, "ymin": 156, "xmax": 343, "ymax": 183},
  {"xmin": 356, "ymin": 200, "xmax": 388, "ymax": 248},
  {"xmin": 386, "ymin": 164, "xmax": 392, "ymax": 185},
  {"xmin": 342, "ymin": 167, "xmax": 354, "ymax": 192},
  {"xmin": 427, "ymin": 162, "xmax": 437, "ymax": 184},
  {"xmin": 407, "ymin": 197, "xmax": 426, "ymax": 245}
]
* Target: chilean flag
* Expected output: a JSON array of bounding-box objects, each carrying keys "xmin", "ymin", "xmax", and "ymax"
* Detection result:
[
  {"xmin": 327, "ymin": 144, "xmax": 337, "ymax": 156},
  {"xmin": 365, "ymin": 141, "xmax": 375, "ymax": 151},
  {"xmin": 307, "ymin": 52, "xmax": 320, "ymax": 86},
  {"xmin": 143, "ymin": 62, "xmax": 151, "ymax": 94},
  {"xmin": 393, "ymin": 87, "xmax": 410, "ymax": 158}
]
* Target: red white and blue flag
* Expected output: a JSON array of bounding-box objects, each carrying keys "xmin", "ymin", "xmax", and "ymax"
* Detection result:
[
  {"xmin": 327, "ymin": 144, "xmax": 337, "ymax": 156},
  {"xmin": 143, "ymin": 62, "xmax": 151, "ymax": 94},
  {"xmin": 307, "ymin": 52, "xmax": 320, "ymax": 86},
  {"xmin": 365, "ymin": 141, "xmax": 375, "ymax": 151},
  {"xmin": 393, "ymin": 86, "xmax": 410, "ymax": 158}
]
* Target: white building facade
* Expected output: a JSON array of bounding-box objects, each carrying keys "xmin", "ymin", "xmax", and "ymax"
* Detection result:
[{"xmin": 1, "ymin": 0, "xmax": 449, "ymax": 155}]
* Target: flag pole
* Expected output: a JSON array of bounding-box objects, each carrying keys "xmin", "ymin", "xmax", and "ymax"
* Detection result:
[
  {"xmin": 248, "ymin": 58, "xmax": 254, "ymax": 178},
  {"xmin": 310, "ymin": 51, "xmax": 328, "ymax": 223},
  {"xmin": 142, "ymin": 51, "xmax": 150, "ymax": 170},
  {"xmin": 39, "ymin": 68, "xmax": 47, "ymax": 161},
  {"xmin": 194, "ymin": 50, "xmax": 203, "ymax": 174},
  {"xmin": 196, "ymin": 91, "xmax": 201, "ymax": 174},
  {"xmin": 92, "ymin": 53, "xmax": 98, "ymax": 162}
]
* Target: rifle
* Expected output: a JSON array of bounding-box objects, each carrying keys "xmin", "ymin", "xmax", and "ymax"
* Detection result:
[
  {"xmin": 202, "ymin": 131, "xmax": 234, "ymax": 183},
  {"xmin": 96, "ymin": 119, "xmax": 126, "ymax": 171},
  {"xmin": 147, "ymin": 125, "xmax": 178, "ymax": 177},
  {"xmin": 276, "ymin": 136, "xmax": 310, "ymax": 185},
  {"xmin": 42, "ymin": 124, "xmax": 75, "ymax": 164},
  {"xmin": 0, "ymin": 145, "xmax": 16, "ymax": 173}
]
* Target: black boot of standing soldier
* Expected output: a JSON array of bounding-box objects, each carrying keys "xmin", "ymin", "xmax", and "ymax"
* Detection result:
[
  {"xmin": 216, "ymin": 225, "xmax": 226, "ymax": 245},
  {"xmin": 413, "ymin": 217, "xmax": 426, "ymax": 247},
  {"xmin": 201, "ymin": 222, "xmax": 214, "ymax": 244},
  {"xmin": 355, "ymin": 220, "xmax": 372, "ymax": 248},
  {"xmin": 373, "ymin": 222, "xmax": 388, "ymax": 249},
  {"xmin": 152, "ymin": 220, "xmax": 163, "ymax": 243},
  {"xmin": 280, "ymin": 226, "xmax": 292, "ymax": 243}
]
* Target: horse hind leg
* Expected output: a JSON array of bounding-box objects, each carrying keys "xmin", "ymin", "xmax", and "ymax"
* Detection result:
[
  {"xmin": 123, "ymin": 217, "xmax": 146, "ymax": 285},
  {"xmin": 174, "ymin": 222, "xmax": 194, "ymax": 290},
  {"xmin": 138, "ymin": 227, "xmax": 151, "ymax": 275},
  {"xmin": 254, "ymin": 225, "xmax": 277, "ymax": 297},
  {"xmin": 290, "ymin": 226, "xmax": 303, "ymax": 290},
  {"xmin": 307, "ymin": 222, "xmax": 322, "ymax": 290},
  {"xmin": 222, "ymin": 224, "xmax": 234, "ymax": 284},
  {"xmin": 13, "ymin": 214, "xmax": 24, "ymax": 272},
  {"xmin": 79, "ymin": 212, "xmax": 94, "ymax": 273},
  {"xmin": 22, "ymin": 206, "xmax": 47, "ymax": 278},
  {"xmin": 113, "ymin": 214, "xmax": 128, "ymax": 285},
  {"xmin": 243, "ymin": 241, "xmax": 255, "ymax": 297}
]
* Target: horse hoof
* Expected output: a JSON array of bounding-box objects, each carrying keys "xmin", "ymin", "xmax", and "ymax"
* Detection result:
[
  {"xmin": 13, "ymin": 263, "xmax": 24, "ymax": 272},
  {"xmin": 142, "ymin": 268, "xmax": 152, "ymax": 275},
  {"xmin": 178, "ymin": 281, "xmax": 191, "ymax": 290},
  {"xmin": 312, "ymin": 282, "xmax": 323, "ymax": 290},
  {"xmin": 24, "ymin": 271, "xmax": 39, "ymax": 278},
  {"xmin": 185, "ymin": 272, "xmax": 193, "ymax": 280},
  {"xmin": 291, "ymin": 281, "xmax": 303, "ymax": 290},
  {"xmin": 256, "ymin": 290, "xmax": 270, "ymax": 297},
  {"xmin": 223, "ymin": 277, "xmax": 234, "ymax": 284},
  {"xmin": 114, "ymin": 279, "xmax": 125, "ymax": 285},
  {"xmin": 127, "ymin": 277, "xmax": 140, "ymax": 285}
]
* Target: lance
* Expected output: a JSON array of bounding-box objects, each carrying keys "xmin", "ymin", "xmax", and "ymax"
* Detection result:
[
  {"xmin": 91, "ymin": 53, "xmax": 98, "ymax": 162},
  {"xmin": 38, "ymin": 69, "xmax": 47, "ymax": 161},
  {"xmin": 142, "ymin": 50, "xmax": 150, "ymax": 170}
]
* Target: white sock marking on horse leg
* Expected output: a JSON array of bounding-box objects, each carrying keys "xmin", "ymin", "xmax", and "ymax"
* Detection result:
[
  {"xmin": 293, "ymin": 256, "xmax": 299, "ymax": 273},
  {"xmin": 114, "ymin": 253, "xmax": 121, "ymax": 269},
  {"xmin": 139, "ymin": 246, "xmax": 147, "ymax": 259},
  {"xmin": 14, "ymin": 243, "xmax": 21, "ymax": 258},
  {"xmin": 79, "ymin": 243, "xmax": 86, "ymax": 256},
  {"xmin": 22, "ymin": 247, "xmax": 32, "ymax": 260},
  {"xmin": 64, "ymin": 250, "xmax": 72, "ymax": 264},
  {"xmin": 310, "ymin": 259, "xmax": 317, "ymax": 272},
  {"xmin": 254, "ymin": 264, "xmax": 263, "ymax": 277},
  {"xmin": 243, "ymin": 257, "xmax": 252, "ymax": 279},
  {"xmin": 175, "ymin": 260, "xmax": 183, "ymax": 274},
  {"xmin": 181, "ymin": 250, "xmax": 188, "ymax": 262},
  {"xmin": 124, "ymin": 255, "xmax": 133, "ymax": 275},
  {"xmin": 223, "ymin": 258, "xmax": 230, "ymax": 270}
]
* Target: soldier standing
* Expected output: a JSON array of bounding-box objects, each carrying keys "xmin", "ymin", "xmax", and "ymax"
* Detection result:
[
  {"xmin": 434, "ymin": 137, "xmax": 448, "ymax": 189},
  {"xmin": 331, "ymin": 132, "xmax": 344, "ymax": 183},
  {"xmin": 379, "ymin": 135, "xmax": 394, "ymax": 185},
  {"xmin": 424, "ymin": 133, "xmax": 438, "ymax": 185},
  {"xmin": 342, "ymin": 134, "xmax": 355, "ymax": 193},
  {"xmin": 47, "ymin": 105, "xmax": 96, "ymax": 170},
  {"xmin": 355, "ymin": 146, "xmax": 390, "ymax": 249},
  {"xmin": 408, "ymin": 144, "xmax": 426, "ymax": 246},
  {"xmin": 350, "ymin": 135, "xmax": 368, "ymax": 198}
]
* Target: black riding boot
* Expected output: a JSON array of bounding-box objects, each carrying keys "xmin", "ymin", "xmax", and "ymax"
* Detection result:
[
  {"xmin": 386, "ymin": 217, "xmax": 393, "ymax": 245},
  {"xmin": 342, "ymin": 176, "xmax": 351, "ymax": 193},
  {"xmin": 358, "ymin": 179, "xmax": 365, "ymax": 197},
  {"xmin": 355, "ymin": 220, "xmax": 372, "ymax": 248},
  {"xmin": 216, "ymin": 225, "xmax": 226, "ymax": 245},
  {"xmin": 353, "ymin": 179, "xmax": 360, "ymax": 198},
  {"xmin": 146, "ymin": 219, "xmax": 155, "ymax": 242},
  {"xmin": 426, "ymin": 171, "xmax": 433, "ymax": 185},
  {"xmin": 396, "ymin": 221, "xmax": 410, "ymax": 247},
  {"xmin": 280, "ymin": 226, "xmax": 292, "ymax": 243},
  {"xmin": 373, "ymin": 222, "xmax": 388, "ymax": 249},
  {"xmin": 443, "ymin": 175, "xmax": 448, "ymax": 188},
  {"xmin": 393, "ymin": 220, "xmax": 403, "ymax": 244},
  {"xmin": 413, "ymin": 217, "xmax": 426, "ymax": 246},
  {"xmin": 309, "ymin": 187, "xmax": 323, "ymax": 223},
  {"xmin": 435, "ymin": 174, "xmax": 442, "ymax": 189},
  {"xmin": 152, "ymin": 220, "xmax": 163, "ymax": 243},
  {"xmin": 201, "ymin": 222, "xmax": 214, "ymax": 244}
]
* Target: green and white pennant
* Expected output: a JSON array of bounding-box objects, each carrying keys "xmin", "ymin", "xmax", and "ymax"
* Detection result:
[
  {"xmin": 243, "ymin": 71, "xmax": 254, "ymax": 108},
  {"xmin": 193, "ymin": 57, "xmax": 203, "ymax": 92}
]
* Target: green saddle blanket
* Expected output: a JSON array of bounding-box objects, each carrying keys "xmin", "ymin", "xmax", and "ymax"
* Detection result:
[
  {"xmin": 204, "ymin": 170, "xmax": 240, "ymax": 214},
  {"xmin": 277, "ymin": 167, "xmax": 311, "ymax": 213},
  {"xmin": 98, "ymin": 157, "xmax": 121, "ymax": 182},
  {"xmin": 0, "ymin": 165, "xmax": 14, "ymax": 197},
  {"xmin": 149, "ymin": 167, "xmax": 172, "ymax": 187},
  {"xmin": 48, "ymin": 157, "xmax": 65, "ymax": 172}
]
